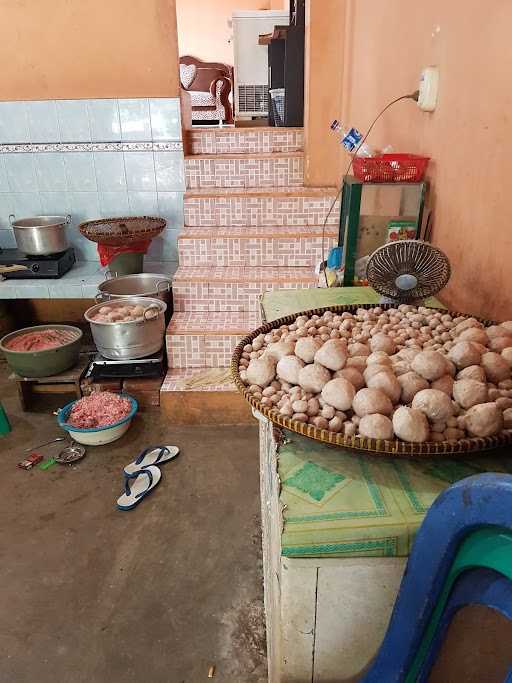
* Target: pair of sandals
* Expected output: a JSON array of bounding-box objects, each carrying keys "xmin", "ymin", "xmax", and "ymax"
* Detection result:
[{"xmin": 117, "ymin": 445, "xmax": 179, "ymax": 511}]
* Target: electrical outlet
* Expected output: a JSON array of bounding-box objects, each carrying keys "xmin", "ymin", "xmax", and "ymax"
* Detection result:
[{"xmin": 418, "ymin": 66, "xmax": 439, "ymax": 112}]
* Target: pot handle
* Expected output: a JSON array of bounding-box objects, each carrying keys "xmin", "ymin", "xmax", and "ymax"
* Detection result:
[
  {"xmin": 66, "ymin": 214, "xmax": 72, "ymax": 224},
  {"xmin": 156, "ymin": 280, "xmax": 171, "ymax": 293},
  {"xmin": 95, "ymin": 292, "xmax": 105, "ymax": 303},
  {"xmin": 105, "ymin": 270, "xmax": 113, "ymax": 280},
  {"xmin": 143, "ymin": 304, "xmax": 161, "ymax": 322},
  {"xmin": 8, "ymin": 214, "xmax": 15, "ymax": 226}
]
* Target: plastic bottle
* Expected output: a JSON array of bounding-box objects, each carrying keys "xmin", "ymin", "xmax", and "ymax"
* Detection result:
[{"xmin": 330, "ymin": 120, "xmax": 374, "ymax": 157}]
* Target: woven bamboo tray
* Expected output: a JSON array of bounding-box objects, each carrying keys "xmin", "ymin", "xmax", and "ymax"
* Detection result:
[
  {"xmin": 231, "ymin": 303, "xmax": 512, "ymax": 458},
  {"xmin": 79, "ymin": 216, "xmax": 166, "ymax": 246}
]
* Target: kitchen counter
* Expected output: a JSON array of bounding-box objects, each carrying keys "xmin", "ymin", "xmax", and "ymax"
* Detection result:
[{"xmin": 0, "ymin": 261, "xmax": 177, "ymax": 299}]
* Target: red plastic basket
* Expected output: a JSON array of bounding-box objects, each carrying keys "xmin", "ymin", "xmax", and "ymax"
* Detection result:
[{"xmin": 352, "ymin": 154, "xmax": 429, "ymax": 183}]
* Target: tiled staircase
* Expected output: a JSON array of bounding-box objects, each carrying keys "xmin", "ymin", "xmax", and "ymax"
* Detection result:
[{"xmin": 160, "ymin": 126, "xmax": 339, "ymax": 423}]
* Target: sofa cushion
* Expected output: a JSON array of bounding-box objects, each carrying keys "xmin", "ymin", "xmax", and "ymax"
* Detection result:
[
  {"xmin": 189, "ymin": 90, "xmax": 216, "ymax": 107},
  {"xmin": 179, "ymin": 63, "xmax": 197, "ymax": 89}
]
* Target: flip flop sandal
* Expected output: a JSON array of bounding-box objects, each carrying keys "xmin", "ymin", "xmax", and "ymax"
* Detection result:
[
  {"xmin": 123, "ymin": 445, "xmax": 179, "ymax": 478},
  {"xmin": 117, "ymin": 465, "xmax": 162, "ymax": 511}
]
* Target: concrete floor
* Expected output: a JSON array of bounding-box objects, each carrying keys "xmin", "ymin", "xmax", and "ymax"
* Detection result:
[{"xmin": 0, "ymin": 363, "xmax": 267, "ymax": 683}]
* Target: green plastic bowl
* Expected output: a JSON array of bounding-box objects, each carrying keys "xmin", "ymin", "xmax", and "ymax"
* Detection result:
[{"xmin": 0, "ymin": 325, "xmax": 83, "ymax": 378}]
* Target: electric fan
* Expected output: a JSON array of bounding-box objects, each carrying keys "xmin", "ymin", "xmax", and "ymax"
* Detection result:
[{"xmin": 366, "ymin": 240, "xmax": 451, "ymax": 305}]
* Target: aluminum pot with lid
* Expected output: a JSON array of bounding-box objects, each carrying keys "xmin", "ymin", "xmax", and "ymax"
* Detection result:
[
  {"xmin": 10, "ymin": 214, "xmax": 71, "ymax": 256},
  {"xmin": 84, "ymin": 296, "xmax": 167, "ymax": 360}
]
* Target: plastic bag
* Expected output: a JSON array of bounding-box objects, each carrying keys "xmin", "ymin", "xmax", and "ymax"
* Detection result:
[{"xmin": 97, "ymin": 240, "xmax": 150, "ymax": 267}]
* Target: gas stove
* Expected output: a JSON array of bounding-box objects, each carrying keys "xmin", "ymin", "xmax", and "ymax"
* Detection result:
[
  {"xmin": 0, "ymin": 248, "xmax": 76, "ymax": 279},
  {"xmin": 84, "ymin": 351, "xmax": 165, "ymax": 380}
]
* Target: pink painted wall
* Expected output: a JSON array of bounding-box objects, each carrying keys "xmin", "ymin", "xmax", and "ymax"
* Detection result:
[
  {"xmin": 176, "ymin": 0, "xmax": 285, "ymax": 65},
  {"xmin": 335, "ymin": 0, "xmax": 512, "ymax": 321}
]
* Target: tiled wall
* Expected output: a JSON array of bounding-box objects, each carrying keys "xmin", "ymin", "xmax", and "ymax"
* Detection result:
[{"xmin": 0, "ymin": 98, "xmax": 184, "ymax": 263}]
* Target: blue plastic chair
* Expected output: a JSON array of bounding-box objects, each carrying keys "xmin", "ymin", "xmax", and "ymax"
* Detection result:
[{"xmin": 361, "ymin": 473, "xmax": 512, "ymax": 683}]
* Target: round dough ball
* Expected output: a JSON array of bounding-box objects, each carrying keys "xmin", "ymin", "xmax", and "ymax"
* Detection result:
[
  {"xmin": 298, "ymin": 363, "xmax": 331, "ymax": 393},
  {"xmin": 503, "ymin": 407, "xmax": 512, "ymax": 429},
  {"xmin": 489, "ymin": 336, "xmax": 512, "ymax": 352},
  {"xmin": 321, "ymin": 378, "xmax": 356, "ymax": 411},
  {"xmin": 292, "ymin": 412, "xmax": 308, "ymax": 423},
  {"xmin": 292, "ymin": 399, "xmax": 308, "ymax": 413},
  {"xmin": 363, "ymin": 363, "xmax": 394, "ymax": 384},
  {"xmin": 307, "ymin": 397, "xmax": 321, "ymax": 417},
  {"xmin": 431, "ymin": 375, "xmax": 454, "ymax": 396},
  {"xmin": 397, "ymin": 372, "xmax": 430, "ymax": 404},
  {"xmin": 348, "ymin": 342, "xmax": 370, "ymax": 357},
  {"xmin": 314, "ymin": 339, "xmax": 348, "ymax": 371},
  {"xmin": 370, "ymin": 333, "xmax": 396, "ymax": 355},
  {"xmin": 453, "ymin": 379, "xmax": 488, "ymax": 409},
  {"xmin": 411, "ymin": 350, "xmax": 449, "ymax": 380},
  {"xmin": 397, "ymin": 348, "xmax": 421, "ymax": 362},
  {"xmin": 276, "ymin": 355, "xmax": 305, "ymax": 385},
  {"xmin": 366, "ymin": 370, "xmax": 401, "ymax": 404},
  {"xmin": 359, "ymin": 414, "xmax": 394, "ymax": 440},
  {"xmin": 265, "ymin": 340, "xmax": 295, "ymax": 361},
  {"xmin": 412, "ymin": 389, "xmax": 454, "ymax": 422},
  {"xmin": 458, "ymin": 327, "xmax": 489, "ymax": 344},
  {"xmin": 311, "ymin": 416, "xmax": 329, "ymax": 430},
  {"xmin": 392, "ymin": 406, "xmax": 430, "ymax": 443},
  {"xmin": 328, "ymin": 416, "xmax": 344, "ymax": 433},
  {"xmin": 482, "ymin": 352, "xmax": 511, "ymax": 383},
  {"xmin": 344, "ymin": 422, "xmax": 357, "ymax": 437},
  {"xmin": 457, "ymin": 365, "xmax": 486, "ymax": 382},
  {"xmin": 366, "ymin": 351, "xmax": 392, "ymax": 366},
  {"xmin": 455, "ymin": 317, "xmax": 482, "ymax": 334},
  {"xmin": 465, "ymin": 402, "xmax": 503, "ymax": 437},
  {"xmin": 392, "ymin": 360, "xmax": 412, "ymax": 377},
  {"xmin": 346, "ymin": 356, "xmax": 368, "ymax": 371},
  {"xmin": 99, "ymin": 306, "xmax": 111, "ymax": 315},
  {"xmin": 334, "ymin": 367, "xmax": 365, "ymax": 391},
  {"xmin": 502, "ymin": 348, "xmax": 512, "ymax": 367},
  {"xmin": 295, "ymin": 337, "xmax": 322, "ymax": 363},
  {"xmin": 352, "ymin": 388, "xmax": 393, "ymax": 417},
  {"xmin": 443, "ymin": 428, "xmax": 465, "ymax": 441},
  {"xmin": 447, "ymin": 341, "xmax": 482, "ymax": 369},
  {"xmin": 321, "ymin": 405, "xmax": 336, "ymax": 420},
  {"xmin": 486, "ymin": 325, "xmax": 510, "ymax": 339},
  {"xmin": 246, "ymin": 357, "xmax": 276, "ymax": 388}
]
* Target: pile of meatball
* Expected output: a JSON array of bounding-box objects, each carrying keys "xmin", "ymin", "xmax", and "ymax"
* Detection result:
[
  {"xmin": 238, "ymin": 306, "xmax": 512, "ymax": 443},
  {"xmin": 90, "ymin": 303, "xmax": 158, "ymax": 324}
]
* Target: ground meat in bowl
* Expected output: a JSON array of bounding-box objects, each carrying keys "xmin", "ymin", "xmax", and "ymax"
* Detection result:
[
  {"xmin": 66, "ymin": 392, "xmax": 132, "ymax": 429},
  {"xmin": 5, "ymin": 329, "xmax": 76, "ymax": 352}
]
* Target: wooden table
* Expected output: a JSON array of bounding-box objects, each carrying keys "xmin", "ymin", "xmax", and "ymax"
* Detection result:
[{"xmin": 11, "ymin": 357, "xmax": 89, "ymax": 411}]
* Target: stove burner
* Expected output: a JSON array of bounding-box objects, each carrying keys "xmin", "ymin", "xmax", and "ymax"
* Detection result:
[
  {"xmin": 0, "ymin": 248, "xmax": 76, "ymax": 279},
  {"xmin": 85, "ymin": 351, "xmax": 165, "ymax": 380}
]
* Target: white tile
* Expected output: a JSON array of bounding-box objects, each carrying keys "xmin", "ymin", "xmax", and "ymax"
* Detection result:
[
  {"xmin": 69, "ymin": 234, "xmax": 99, "ymax": 261},
  {"xmin": 127, "ymin": 191, "xmax": 157, "ymax": 215},
  {"xmin": 0, "ymin": 193, "xmax": 15, "ymax": 228},
  {"xmin": 0, "ymin": 281, "xmax": 18, "ymax": 299},
  {"xmin": 68, "ymin": 191, "xmax": 101, "ymax": 223},
  {"xmin": 0, "ymin": 157, "xmax": 9, "ymax": 192},
  {"xmin": 99, "ymin": 191, "xmax": 129, "ymax": 216},
  {"xmin": 64, "ymin": 152, "xmax": 96, "ymax": 191},
  {"xmin": 27, "ymin": 101, "xmax": 60, "ymax": 142},
  {"xmin": 149, "ymin": 98, "xmax": 181, "ymax": 140},
  {"xmin": 93, "ymin": 152, "xmax": 126, "ymax": 191},
  {"xmin": 124, "ymin": 152, "xmax": 156, "ymax": 191},
  {"xmin": 154, "ymin": 152, "xmax": 184, "ymax": 191},
  {"xmin": 34, "ymin": 153, "xmax": 67, "ymax": 191},
  {"xmin": 0, "ymin": 228, "xmax": 16, "ymax": 248},
  {"xmin": 56, "ymin": 100, "xmax": 91, "ymax": 142},
  {"xmin": 119, "ymin": 99, "xmax": 151, "ymax": 141},
  {"xmin": 81, "ymin": 282, "xmax": 101, "ymax": 297},
  {"xmin": 0, "ymin": 102, "xmax": 30, "ymax": 143},
  {"xmin": 157, "ymin": 191, "xmax": 184, "ymax": 229},
  {"xmin": 146, "ymin": 228, "xmax": 179, "ymax": 261},
  {"xmin": 3, "ymin": 154, "xmax": 38, "ymax": 192},
  {"xmin": 39, "ymin": 192, "xmax": 70, "ymax": 215},
  {"xmin": 87, "ymin": 99, "xmax": 121, "ymax": 141},
  {"xmin": 14, "ymin": 282, "xmax": 50, "ymax": 299},
  {"xmin": 48, "ymin": 282, "xmax": 84, "ymax": 299},
  {"xmin": 12, "ymin": 192, "xmax": 42, "ymax": 216}
]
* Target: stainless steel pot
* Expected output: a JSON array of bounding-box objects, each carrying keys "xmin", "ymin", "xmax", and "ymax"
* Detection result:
[
  {"xmin": 84, "ymin": 297, "xmax": 167, "ymax": 360},
  {"xmin": 10, "ymin": 214, "xmax": 71, "ymax": 256},
  {"xmin": 96, "ymin": 273, "xmax": 172, "ymax": 309}
]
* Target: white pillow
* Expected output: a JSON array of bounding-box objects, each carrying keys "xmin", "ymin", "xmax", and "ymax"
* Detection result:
[{"xmin": 180, "ymin": 64, "xmax": 197, "ymax": 90}]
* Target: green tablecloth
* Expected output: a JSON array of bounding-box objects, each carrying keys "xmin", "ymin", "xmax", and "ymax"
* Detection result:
[
  {"xmin": 279, "ymin": 430, "xmax": 512, "ymax": 558},
  {"xmin": 261, "ymin": 286, "xmax": 443, "ymax": 323},
  {"xmin": 260, "ymin": 286, "xmax": 509, "ymax": 559}
]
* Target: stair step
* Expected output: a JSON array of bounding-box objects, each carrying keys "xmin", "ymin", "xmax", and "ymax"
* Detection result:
[
  {"xmin": 186, "ymin": 126, "xmax": 303, "ymax": 155},
  {"xmin": 184, "ymin": 186, "xmax": 340, "ymax": 227},
  {"xmin": 160, "ymin": 367, "xmax": 253, "ymax": 425},
  {"xmin": 166, "ymin": 310, "xmax": 261, "ymax": 368},
  {"xmin": 177, "ymin": 225, "xmax": 338, "ymax": 267},
  {"xmin": 185, "ymin": 151, "xmax": 303, "ymax": 189},
  {"xmin": 172, "ymin": 265, "xmax": 318, "ymax": 312}
]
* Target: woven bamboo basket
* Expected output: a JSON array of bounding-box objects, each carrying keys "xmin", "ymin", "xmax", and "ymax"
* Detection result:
[
  {"xmin": 231, "ymin": 303, "xmax": 512, "ymax": 458},
  {"xmin": 79, "ymin": 216, "xmax": 166, "ymax": 246}
]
